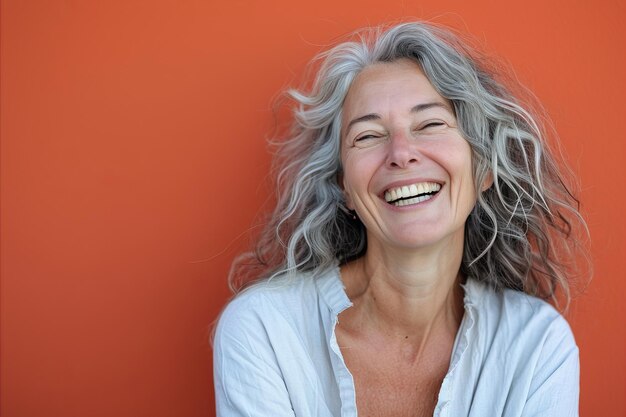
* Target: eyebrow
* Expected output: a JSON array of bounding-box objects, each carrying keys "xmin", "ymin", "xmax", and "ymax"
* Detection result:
[{"xmin": 344, "ymin": 101, "xmax": 452, "ymax": 135}]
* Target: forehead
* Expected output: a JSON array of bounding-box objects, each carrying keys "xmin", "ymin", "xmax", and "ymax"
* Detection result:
[{"xmin": 342, "ymin": 59, "xmax": 450, "ymax": 119}]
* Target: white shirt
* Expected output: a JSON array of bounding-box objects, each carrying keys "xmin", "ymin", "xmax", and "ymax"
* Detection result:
[{"xmin": 213, "ymin": 267, "xmax": 579, "ymax": 416}]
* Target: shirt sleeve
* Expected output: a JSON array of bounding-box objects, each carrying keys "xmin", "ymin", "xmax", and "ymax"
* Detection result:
[
  {"xmin": 213, "ymin": 297, "xmax": 296, "ymax": 417},
  {"xmin": 521, "ymin": 315, "xmax": 580, "ymax": 417}
]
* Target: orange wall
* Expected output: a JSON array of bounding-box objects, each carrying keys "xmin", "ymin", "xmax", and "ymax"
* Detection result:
[{"xmin": 1, "ymin": 1, "xmax": 624, "ymax": 416}]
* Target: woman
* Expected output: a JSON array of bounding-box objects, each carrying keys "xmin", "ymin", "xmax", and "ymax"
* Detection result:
[{"xmin": 213, "ymin": 21, "xmax": 587, "ymax": 417}]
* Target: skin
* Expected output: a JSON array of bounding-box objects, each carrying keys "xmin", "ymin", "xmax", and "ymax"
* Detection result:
[{"xmin": 336, "ymin": 59, "xmax": 491, "ymax": 416}]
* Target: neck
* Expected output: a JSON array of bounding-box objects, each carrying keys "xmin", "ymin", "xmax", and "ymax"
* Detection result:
[{"xmin": 340, "ymin": 235, "xmax": 465, "ymax": 342}]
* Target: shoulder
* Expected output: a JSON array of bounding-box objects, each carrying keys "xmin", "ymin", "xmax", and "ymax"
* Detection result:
[
  {"xmin": 213, "ymin": 273, "xmax": 328, "ymax": 416},
  {"xmin": 213, "ymin": 270, "xmax": 328, "ymax": 349},
  {"xmin": 460, "ymin": 279, "xmax": 579, "ymax": 414},
  {"xmin": 464, "ymin": 279, "xmax": 577, "ymax": 354}
]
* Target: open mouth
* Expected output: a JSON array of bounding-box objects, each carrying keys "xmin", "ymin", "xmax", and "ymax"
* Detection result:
[{"xmin": 384, "ymin": 182, "xmax": 442, "ymax": 207}]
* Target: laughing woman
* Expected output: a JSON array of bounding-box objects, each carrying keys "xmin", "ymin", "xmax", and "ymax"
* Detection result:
[{"xmin": 213, "ymin": 22, "xmax": 587, "ymax": 417}]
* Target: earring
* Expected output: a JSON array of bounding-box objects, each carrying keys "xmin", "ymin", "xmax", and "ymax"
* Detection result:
[{"xmin": 339, "ymin": 203, "xmax": 357, "ymax": 220}]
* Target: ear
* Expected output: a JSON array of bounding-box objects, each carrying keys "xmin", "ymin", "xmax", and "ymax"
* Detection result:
[
  {"xmin": 481, "ymin": 171, "xmax": 494, "ymax": 192},
  {"xmin": 337, "ymin": 171, "xmax": 355, "ymax": 210},
  {"xmin": 344, "ymin": 191, "xmax": 355, "ymax": 211}
]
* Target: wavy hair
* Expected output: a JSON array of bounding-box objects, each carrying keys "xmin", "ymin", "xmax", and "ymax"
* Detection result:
[{"xmin": 229, "ymin": 21, "xmax": 588, "ymax": 308}]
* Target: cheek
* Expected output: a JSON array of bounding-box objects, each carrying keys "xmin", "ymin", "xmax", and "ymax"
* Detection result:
[
  {"xmin": 455, "ymin": 157, "xmax": 479, "ymax": 206},
  {"xmin": 341, "ymin": 152, "xmax": 382, "ymax": 207},
  {"xmin": 430, "ymin": 142, "xmax": 476, "ymax": 194},
  {"xmin": 342, "ymin": 151, "xmax": 379, "ymax": 181}
]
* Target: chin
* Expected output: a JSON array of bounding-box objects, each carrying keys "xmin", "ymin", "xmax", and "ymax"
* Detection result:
[{"xmin": 377, "ymin": 226, "xmax": 465, "ymax": 252}]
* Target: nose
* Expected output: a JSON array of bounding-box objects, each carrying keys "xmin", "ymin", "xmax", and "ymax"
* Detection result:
[{"xmin": 385, "ymin": 131, "xmax": 419, "ymax": 169}]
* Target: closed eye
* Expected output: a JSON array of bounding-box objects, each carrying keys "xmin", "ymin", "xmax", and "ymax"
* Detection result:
[
  {"xmin": 355, "ymin": 133, "xmax": 382, "ymax": 142},
  {"xmin": 421, "ymin": 121, "xmax": 446, "ymax": 129},
  {"xmin": 354, "ymin": 132, "xmax": 385, "ymax": 143},
  {"xmin": 352, "ymin": 132, "xmax": 388, "ymax": 148}
]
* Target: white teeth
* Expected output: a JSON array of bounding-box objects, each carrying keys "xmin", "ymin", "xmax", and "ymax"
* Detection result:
[
  {"xmin": 394, "ymin": 193, "xmax": 435, "ymax": 206},
  {"xmin": 383, "ymin": 182, "xmax": 441, "ymax": 204}
]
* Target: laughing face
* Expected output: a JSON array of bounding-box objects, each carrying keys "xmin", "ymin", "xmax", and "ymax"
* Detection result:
[{"xmin": 340, "ymin": 59, "xmax": 484, "ymax": 253}]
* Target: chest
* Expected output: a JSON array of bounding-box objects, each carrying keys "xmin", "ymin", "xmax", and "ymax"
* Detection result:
[{"xmin": 337, "ymin": 335, "xmax": 453, "ymax": 417}]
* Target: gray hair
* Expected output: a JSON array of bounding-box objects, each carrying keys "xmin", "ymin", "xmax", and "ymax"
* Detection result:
[{"xmin": 229, "ymin": 21, "xmax": 588, "ymax": 308}]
